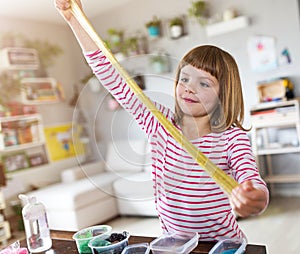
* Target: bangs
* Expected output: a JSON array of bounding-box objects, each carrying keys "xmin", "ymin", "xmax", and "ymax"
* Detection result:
[{"xmin": 181, "ymin": 45, "xmax": 226, "ymax": 80}]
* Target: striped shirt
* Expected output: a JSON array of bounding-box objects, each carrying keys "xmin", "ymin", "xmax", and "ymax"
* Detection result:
[{"xmin": 84, "ymin": 50, "xmax": 268, "ymax": 241}]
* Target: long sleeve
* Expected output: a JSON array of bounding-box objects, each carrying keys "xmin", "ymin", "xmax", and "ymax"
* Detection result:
[{"xmin": 84, "ymin": 50, "xmax": 174, "ymax": 138}]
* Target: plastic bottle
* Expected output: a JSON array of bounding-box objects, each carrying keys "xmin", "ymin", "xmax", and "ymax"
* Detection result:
[{"xmin": 19, "ymin": 194, "xmax": 52, "ymax": 253}]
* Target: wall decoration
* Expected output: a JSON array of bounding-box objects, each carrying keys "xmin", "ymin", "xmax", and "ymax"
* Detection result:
[
  {"xmin": 44, "ymin": 123, "xmax": 85, "ymax": 161},
  {"xmin": 279, "ymin": 47, "xmax": 292, "ymax": 65},
  {"xmin": 247, "ymin": 35, "xmax": 278, "ymax": 72}
]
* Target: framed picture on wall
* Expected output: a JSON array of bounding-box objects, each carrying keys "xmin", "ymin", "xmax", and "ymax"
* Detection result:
[
  {"xmin": 44, "ymin": 123, "xmax": 86, "ymax": 162},
  {"xmin": 2, "ymin": 152, "xmax": 30, "ymax": 172}
]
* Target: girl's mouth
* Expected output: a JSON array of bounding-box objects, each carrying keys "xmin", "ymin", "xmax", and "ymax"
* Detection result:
[{"xmin": 183, "ymin": 97, "xmax": 198, "ymax": 103}]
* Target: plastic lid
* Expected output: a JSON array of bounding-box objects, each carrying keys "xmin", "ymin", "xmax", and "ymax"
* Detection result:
[
  {"xmin": 150, "ymin": 232, "xmax": 198, "ymax": 254},
  {"xmin": 208, "ymin": 238, "xmax": 247, "ymax": 254},
  {"xmin": 19, "ymin": 194, "xmax": 36, "ymax": 205}
]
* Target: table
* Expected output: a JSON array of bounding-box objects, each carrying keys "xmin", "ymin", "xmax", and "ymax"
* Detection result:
[{"xmin": 18, "ymin": 235, "xmax": 267, "ymax": 254}]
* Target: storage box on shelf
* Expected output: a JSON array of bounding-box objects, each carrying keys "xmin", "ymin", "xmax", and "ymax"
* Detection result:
[
  {"xmin": 20, "ymin": 77, "xmax": 64, "ymax": 104},
  {"xmin": 256, "ymin": 77, "xmax": 294, "ymax": 103},
  {"xmin": 0, "ymin": 113, "xmax": 50, "ymax": 173},
  {"xmin": 250, "ymin": 98, "xmax": 300, "ymax": 192},
  {"xmin": 0, "ymin": 47, "xmax": 39, "ymax": 71}
]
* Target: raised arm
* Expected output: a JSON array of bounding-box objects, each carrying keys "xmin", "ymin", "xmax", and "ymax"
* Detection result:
[{"xmin": 54, "ymin": 0, "xmax": 98, "ymax": 52}]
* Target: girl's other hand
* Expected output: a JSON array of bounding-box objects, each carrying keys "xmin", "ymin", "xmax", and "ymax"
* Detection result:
[{"xmin": 229, "ymin": 180, "xmax": 268, "ymax": 217}]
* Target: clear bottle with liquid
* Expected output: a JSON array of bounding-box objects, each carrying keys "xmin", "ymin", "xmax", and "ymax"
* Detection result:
[{"xmin": 19, "ymin": 194, "xmax": 52, "ymax": 253}]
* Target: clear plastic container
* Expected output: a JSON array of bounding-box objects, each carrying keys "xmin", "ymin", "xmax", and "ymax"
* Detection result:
[
  {"xmin": 19, "ymin": 194, "xmax": 52, "ymax": 253},
  {"xmin": 150, "ymin": 232, "xmax": 198, "ymax": 254},
  {"xmin": 121, "ymin": 243, "xmax": 150, "ymax": 254},
  {"xmin": 88, "ymin": 231, "xmax": 130, "ymax": 254},
  {"xmin": 72, "ymin": 225, "xmax": 112, "ymax": 254},
  {"xmin": 208, "ymin": 238, "xmax": 247, "ymax": 254}
]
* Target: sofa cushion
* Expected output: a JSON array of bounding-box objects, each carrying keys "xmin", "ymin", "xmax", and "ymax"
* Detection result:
[
  {"xmin": 28, "ymin": 171, "xmax": 131, "ymax": 211},
  {"xmin": 105, "ymin": 139, "xmax": 147, "ymax": 173},
  {"xmin": 113, "ymin": 171, "xmax": 153, "ymax": 201},
  {"xmin": 113, "ymin": 171, "xmax": 157, "ymax": 216},
  {"xmin": 60, "ymin": 161, "xmax": 104, "ymax": 183}
]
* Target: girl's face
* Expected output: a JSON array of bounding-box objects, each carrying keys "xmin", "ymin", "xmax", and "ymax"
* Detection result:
[{"xmin": 176, "ymin": 64, "xmax": 220, "ymax": 118}]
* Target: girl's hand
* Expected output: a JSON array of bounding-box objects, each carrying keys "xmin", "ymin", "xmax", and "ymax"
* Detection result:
[
  {"xmin": 229, "ymin": 180, "xmax": 268, "ymax": 217},
  {"xmin": 54, "ymin": 0, "xmax": 82, "ymax": 21}
]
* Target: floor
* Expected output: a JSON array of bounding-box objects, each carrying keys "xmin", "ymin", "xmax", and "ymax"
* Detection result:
[{"xmin": 4, "ymin": 196, "xmax": 300, "ymax": 254}]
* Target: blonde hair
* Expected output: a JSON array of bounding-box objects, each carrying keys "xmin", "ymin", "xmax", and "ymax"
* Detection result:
[{"xmin": 174, "ymin": 45, "xmax": 249, "ymax": 132}]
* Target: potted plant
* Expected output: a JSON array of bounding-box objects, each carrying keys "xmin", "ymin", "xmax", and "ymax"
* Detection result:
[
  {"xmin": 145, "ymin": 16, "xmax": 161, "ymax": 38},
  {"xmin": 169, "ymin": 17, "xmax": 184, "ymax": 39},
  {"xmin": 121, "ymin": 37, "xmax": 139, "ymax": 56},
  {"xmin": 188, "ymin": 0, "xmax": 209, "ymax": 26},
  {"xmin": 149, "ymin": 53, "xmax": 169, "ymax": 74},
  {"xmin": 107, "ymin": 28, "xmax": 123, "ymax": 44},
  {"xmin": 0, "ymin": 72, "xmax": 21, "ymax": 107},
  {"xmin": 23, "ymin": 38, "xmax": 63, "ymax": 76}
]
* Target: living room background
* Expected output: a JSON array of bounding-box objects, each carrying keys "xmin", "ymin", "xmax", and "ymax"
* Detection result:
[{"xmin": 1, "ymin": 0, "xmax": 300, "ymax": 199}]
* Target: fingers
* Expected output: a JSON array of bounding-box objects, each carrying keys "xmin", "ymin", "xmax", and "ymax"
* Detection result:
[
  {"xmin": 241, "ymin": 180, "xmax": 254, "ymax": 191},
  {"xmin": 230, "ymin": 192, "xmax": 264, "ymax": 216},
  {"xmin": 233, "ymin": 182, "xmax": 266, "ymax": 202},
  {"xmin": 230, "ymin": 181, "xmax": 267, "ymax": 217},
  {"xmin": 55, "ymin": 0, "xmax": 71, "ymax": 10}
]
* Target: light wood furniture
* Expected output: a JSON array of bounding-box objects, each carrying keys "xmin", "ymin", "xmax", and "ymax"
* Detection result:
[{"xmin": 250, "ymin": 99, "xmax": 300, "ymax": 192}]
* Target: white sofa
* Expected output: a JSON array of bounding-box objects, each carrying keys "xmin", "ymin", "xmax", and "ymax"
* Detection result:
[{"xmin": 26, "ymin": 139, "xmax": 157, "ymax": 231}]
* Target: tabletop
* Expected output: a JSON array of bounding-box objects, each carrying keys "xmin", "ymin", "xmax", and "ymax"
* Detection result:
[{"xmin": 17, "ymin": 235, "xmax": 267, "ymax": 254}]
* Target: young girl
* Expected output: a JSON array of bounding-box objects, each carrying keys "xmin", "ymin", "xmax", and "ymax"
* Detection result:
[{"xmin": 55, "ymin": 0, "xmax": 269, "ymax": 241}]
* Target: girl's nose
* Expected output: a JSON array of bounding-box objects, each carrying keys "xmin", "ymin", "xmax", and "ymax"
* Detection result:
[{"xmin": 185, "ymin": 86, "xmax": 196, "ymax": 94}]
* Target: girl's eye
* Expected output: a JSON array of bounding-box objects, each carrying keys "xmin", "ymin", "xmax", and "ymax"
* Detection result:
[
  {"xmin": 180, "ymin": 77, "xmax": 189, "ymax": 83},
  {"xmin": 200, "ymin": 82, "xmax": 210, "ymax": 88}
]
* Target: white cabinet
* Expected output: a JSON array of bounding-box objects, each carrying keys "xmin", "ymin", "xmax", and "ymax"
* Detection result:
[
  {"xmin": 250, "ymin": 99, "xmax": 300, "ymax": 192},
  {"xmin": 0, "ymin": 114, "xmax": 50, "ymax": 173}
]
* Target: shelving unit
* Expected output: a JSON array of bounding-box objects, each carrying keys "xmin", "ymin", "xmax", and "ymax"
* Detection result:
[
  {"xmin": 0, "ymin": 47, "xmax": 61, "ymax": 172},
  {"xmin": 250, "ymin": 99, "xmax": 300, "ymax": 192},
  {"xmin": 205, "ymin": 16, "xmax": 250, "ymax": 37},
  {"xmin": 0, "ymin": 114, "xmax": 50, "ymax": 173}
]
